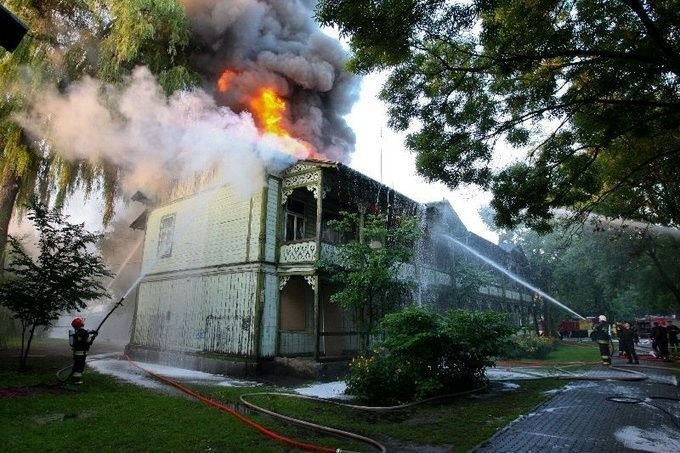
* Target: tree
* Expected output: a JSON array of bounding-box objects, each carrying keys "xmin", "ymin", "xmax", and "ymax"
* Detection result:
[
  {"xmin": 0, "ymin": 1, "xmax": 196, "ymax": 267},
  {"xmin": 320, "ymin": 211, "xmax": 422, "ymax": 350},
  {"xmin": 492, "ymin": 217, "xmax": 680, "ymax": 321},
  {"xmin": 451, "ymin": 262, "xmax": 492, "ymax": 307},
  {"xmin": 0, "ymin": 201, "xmax": 113, "ymax": 369},
  {"xmin": 316, "ymin": 1, "xmax": 680, "ymax": 232}
]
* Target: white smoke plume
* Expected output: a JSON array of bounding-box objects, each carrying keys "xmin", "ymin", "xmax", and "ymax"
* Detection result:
[
  {"xmin": 16, "ymin": 0, "xmax": 359, "ymax": 200},
  {"xmin": 18, "ymin": 67, "xmax": 296, "ymax": 198}
]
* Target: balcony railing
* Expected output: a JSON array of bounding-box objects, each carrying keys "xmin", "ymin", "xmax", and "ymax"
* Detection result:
[
  {"xmin": 319, "ymin": 242, "xmax": 342, "ymax": 265},
  {"xmin": 280, "ymin": 240, "xmax": 317, "ymax": 263}
]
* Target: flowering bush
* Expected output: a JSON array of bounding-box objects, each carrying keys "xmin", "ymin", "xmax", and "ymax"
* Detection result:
[{"xmin": 344, "ymin": 307, "xmax": 514, "ymax": 404}]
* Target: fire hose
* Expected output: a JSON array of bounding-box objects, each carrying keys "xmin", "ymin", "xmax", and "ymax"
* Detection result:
[
  {"xmin": 122, "ymin": 355, "xmax": 494, "ymax": 452},
  {"xmin": 56, "ymin": 297, "xmax": 125, "ymax": 384},
  {"xmin": 94, "ymin": 297, "xmax": 125, "ymax": 332},
  {"xmin": 122, "ymin": 354, "xmax": 377, "ymax": 452}
]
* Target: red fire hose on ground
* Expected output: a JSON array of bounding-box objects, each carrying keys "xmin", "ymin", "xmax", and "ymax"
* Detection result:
[{"xmin": 123, "ymin": 354, "xmax": 385, "ymax": 452}]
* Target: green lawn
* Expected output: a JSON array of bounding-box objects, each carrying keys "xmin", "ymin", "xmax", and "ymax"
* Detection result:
[
  {"xmin": 0, "ymin": 339, "xmax": 602, "ymax": 452},
  {"xmin": 542, "ymin": 340, "xmax": 601, "ymax": 363}
]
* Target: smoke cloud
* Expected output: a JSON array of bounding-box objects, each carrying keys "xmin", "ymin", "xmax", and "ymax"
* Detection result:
[
  {"xmin": 183, "ymin": 0, "xmax": 359, "ymax": 161},
  {"xmin": 16, "ymin": 0, "xmax": 360, "ymax": 200}
]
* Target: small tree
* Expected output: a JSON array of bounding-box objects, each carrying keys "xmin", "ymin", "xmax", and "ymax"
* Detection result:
[
  {"xmin": 321, "ymin": 211, "xmax": 422, "ymax": 350},
  {"xmin": 0, "ymin": 202, "xmax": 113, "ymax": 369}
]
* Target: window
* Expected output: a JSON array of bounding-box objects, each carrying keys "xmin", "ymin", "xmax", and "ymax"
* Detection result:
[
  {"xmin": 285, "ymin": 200, "xmax": 305, "ymax": 241},
  {"xmin": 158, "ymin": 214, "xmax": 176, "ymax": 258},
  {"xmin": 321, "ymin": 217, "xmax": 344, "ymax": 244}
]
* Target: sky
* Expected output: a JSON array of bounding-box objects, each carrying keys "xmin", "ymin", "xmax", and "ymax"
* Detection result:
[{"xmin": 344, "ymin": 71, "xmax": 498, "ymax": 243}]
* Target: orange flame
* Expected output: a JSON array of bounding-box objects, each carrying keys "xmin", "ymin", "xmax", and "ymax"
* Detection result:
[
  {"xmin": 249, "ymin": 87, "xmax": 289, "ymax": 136},
  {"xmin": 216, "ymin": 69, "xmax": 319, "ymax": 158},
  {"xmin": 217, "ymin": 69, "xmax": 237, "ymax": 93}
]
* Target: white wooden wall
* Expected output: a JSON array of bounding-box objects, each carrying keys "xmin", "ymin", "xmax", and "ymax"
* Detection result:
[
  {"xmin": 258, "ymin": 269, "xmax": 279, "ymax": 357},
  {"xmin": 263, "ymin": 177, "xmax": 280, "ymax": 263},
  {"xmin": 132, "ymin": 184, "xmax": 273, "ymax": 357},
  {"xmin": 133, "ymin": 269, "xmax": 259, "ymax": 355},
  {"xmin": 141, "ymin": 186, "xmax": 263, "ymax": 274}
]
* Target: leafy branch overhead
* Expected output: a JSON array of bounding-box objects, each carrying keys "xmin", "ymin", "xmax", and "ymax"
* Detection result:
[{"xmin": 317, "ymin": 0, "xmax": 680, "ymax": 231}]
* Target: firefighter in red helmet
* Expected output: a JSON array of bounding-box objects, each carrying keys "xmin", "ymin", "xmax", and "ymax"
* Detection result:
[{"xmin": 69, "ymin": 317, "xmax": 97, "ymax": 384}]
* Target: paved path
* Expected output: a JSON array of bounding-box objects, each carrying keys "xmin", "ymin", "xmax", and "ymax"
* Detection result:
[{"xmin": 475, "ymin": 359, "xmax": 680, "ymax": 452}]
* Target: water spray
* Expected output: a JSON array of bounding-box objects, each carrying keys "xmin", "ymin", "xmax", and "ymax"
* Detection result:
[{"xmin": 443, "ymin": 235, "xmax": 585, "ymax": 320}]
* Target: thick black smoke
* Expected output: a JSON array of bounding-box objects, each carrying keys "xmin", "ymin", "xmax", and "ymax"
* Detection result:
[{"xmin": 184, "ymin": 0, "xmax": 359, "ymax": 161}]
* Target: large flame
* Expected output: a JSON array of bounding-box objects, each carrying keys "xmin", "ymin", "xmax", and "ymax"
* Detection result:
[
  {"xmin": 249, "ymin": 87, "xmax": 288, "ymax": 136},
  {"xmin": 216, "ymin": 69, "xmax": 317, "ymax": 158}
]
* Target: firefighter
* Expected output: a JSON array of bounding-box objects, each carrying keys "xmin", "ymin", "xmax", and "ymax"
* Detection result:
[
  {"xmin": 654, "ymin": 319, "xmax": 671, "ymax": 362},
  {"xmin": 70, "ymin": 317, "xmax": 98, "ymax": 384},
  {"xmin": 650, "ymin": 321, "xmax": 660, "ymax": 357},
  {"xmin": 613, "ymin": 321, "xmax": 625, "ymax": 357},
  {"xmin": 668, "ymin": 321, "xmax": 680, "ymax": 352},
  {"xmin": 619, "ymin": 322, "xmax": 639, "ymax": 364},
  {"xmin": 590, "ymin": 315, "xmax": 612, "ymax": 366}
]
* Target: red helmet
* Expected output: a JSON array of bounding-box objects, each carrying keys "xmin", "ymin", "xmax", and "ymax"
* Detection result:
[{"xmin": 71, "ymin": 317, "xmax": 84, "ymax": 329}]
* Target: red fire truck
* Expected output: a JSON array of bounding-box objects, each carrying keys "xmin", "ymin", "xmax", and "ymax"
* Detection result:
[
  {"xmin": 557, "ymin": 317, "xmax": 598, "ymax": 338},
  {"xmin": 635, "ymin": 315, "xmax": 676, "ymax": 339}
]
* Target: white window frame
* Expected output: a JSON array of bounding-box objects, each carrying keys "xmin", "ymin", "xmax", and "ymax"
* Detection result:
[
  {"xmin": 285, "ymin": 200, "xmax": 306, "ymax": 241},
  {"xmin": 157, "ymin": 214, "xmax": 176, "ymax": 258}
]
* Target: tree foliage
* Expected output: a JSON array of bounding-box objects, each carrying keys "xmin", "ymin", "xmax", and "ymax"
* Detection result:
[
  {"xmin": 0, "ymin": 1, "xmax": 197, "ymax": 265},
  {"xmin": 317, "ymin": 0, "xmax": 680, "ymax": 232},
  {"xmin": 0, "ymin": 201, "xmax": 113, "ymax": 368},
  {"xmin": 320, "ymin": 211, "xmax": 422, "ymax": 348},
  {"xmin": 495, "ymin": 219, "xmax": 680, "ymax": 322},
  {"xmin": 345, "ymin": 307, "xmax": 514, "ymax": 404}
]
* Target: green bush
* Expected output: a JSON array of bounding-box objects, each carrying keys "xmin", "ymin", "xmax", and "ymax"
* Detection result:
[
  {"xmin": 504, "ymin": 333, "xmax": 557, "ymax": 359},
  {"xmin": 345, "ymin": 307, "xmax": 515, "ymax": 404},
  {"xmin": 344, "ymin": 350, "xmax": 419, "ymax": 405}
]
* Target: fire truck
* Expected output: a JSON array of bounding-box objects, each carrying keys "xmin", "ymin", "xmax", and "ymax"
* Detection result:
[
  {"xmin": 635, "ymin": 315, "xmax": 676, "ymax": 339},
  {"xmin": 557, "ymin": 317, "xmax": 598, "ymax": 338}
]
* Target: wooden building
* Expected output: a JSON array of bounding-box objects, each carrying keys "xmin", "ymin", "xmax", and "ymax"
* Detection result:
[{"xmin": 126, "ymin": 160, "xmax": 535, "ymax": 376}]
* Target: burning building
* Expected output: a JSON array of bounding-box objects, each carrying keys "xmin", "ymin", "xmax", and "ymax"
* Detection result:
[
  {"xmin": 125, "ymin": 160, "xmax": 535, "ymax": 377},
  {"xmin": 8, "ymin": 1, "xmax": 536, "ymax": 376}
]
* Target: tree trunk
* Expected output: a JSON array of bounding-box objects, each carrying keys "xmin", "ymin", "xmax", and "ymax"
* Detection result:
[
  {"xmin": 0, "ymin": 166, "xmax": 20, "ymax": 275},
  {"xmin": 20, "ymin": 323, "xmax": 37, "ymax": 370}
]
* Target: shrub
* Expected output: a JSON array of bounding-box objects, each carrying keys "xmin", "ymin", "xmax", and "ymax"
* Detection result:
[
  {"xmin": 344, "ymin": 350, "xmax": 418, "ymax": 405},
  {"xmin": 504, "ymin": 333, "xmax": 557, "ymax": 359},
  {"xmin": 344, "ymin": 307, "xmax": 515, "ymax": 404}
]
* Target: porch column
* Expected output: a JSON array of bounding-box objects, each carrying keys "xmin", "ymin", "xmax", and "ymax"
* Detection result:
[{"xmin": 313, "ymin": 174, "xmax": 323, "ymax": 361}]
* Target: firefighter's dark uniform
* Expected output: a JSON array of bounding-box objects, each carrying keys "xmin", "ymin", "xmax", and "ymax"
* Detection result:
[
  {"xmin": 71, "ymin": 327, "xmax": 96, "ymax": 384},
  {"xmin": 618, "ymin": 324, "xmax": 639, "ymax": 364},
  {"xmin": 590, "ymin": 322, "xmax": 612, "ymax": 365}
]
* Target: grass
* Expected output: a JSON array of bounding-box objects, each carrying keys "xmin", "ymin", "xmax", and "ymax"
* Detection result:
[
  {"xmin": 0, "ymin": 338, "xmax": 643, "ymax": 452},
  {"xmin": 541, "ymin": 340, "xmax": 601, "ymax": 363}
]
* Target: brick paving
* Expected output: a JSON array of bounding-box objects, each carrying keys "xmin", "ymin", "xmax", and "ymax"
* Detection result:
[{"xmin": 474, "ymin": 360, "xmax": 680, "ymax": 452}]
